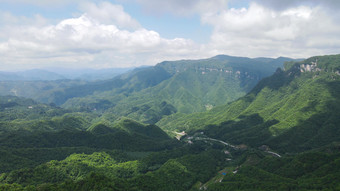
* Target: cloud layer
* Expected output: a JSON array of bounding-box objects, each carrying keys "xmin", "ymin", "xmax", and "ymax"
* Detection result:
[
  {"xmin": 0, "ymin": 2, "xmax": 201, "ymax": 70},
  {"xmin": 79, "ymin": 2, "xmax": 141, "ymax": 30},
  {"xmin": 136, "ymin": 0, "xmax": 229, "ymax": 15},
  {"xmin": 202, "ymin": 2, "xmax": 340, "ymax": 58},
  {"xmin": 0, "ymin": 0, "xmax": 340, "ymax": 70}
]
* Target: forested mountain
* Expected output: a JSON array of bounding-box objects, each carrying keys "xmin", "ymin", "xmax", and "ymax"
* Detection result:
[
  {"xmin": 0, "ymin": 65, "xmax": 171, "ymax": 105},
  {"xmin": 62, "ymin": 55, "xmax": 294, "ymax": 123},
  {"xmin": 0, "ymin": 95, "xmax": 177, "ymax": 172},
  {"xmin": 0, "ymin": 55, "xmax": 294, "ymax": 124},
  {"xmin": 0, "ymin": 80, "xmax": 89, "ymax": 104},
  {"xmin": 158, "ymin": 54, "xmax": 340, "ymax": 152},
  {"xmin": 0, "ymin": 68, "xmax": 133, "ymax": 82},
  {"xmin": 0, "ymin": 69, "xmax": 66, "ymax": 81},
  {"xmin": 1, "ymin": 54, "xmax": 340, "ymax": 190},
  {"xmin": 49, "ymin": 67, "xmax": 134, "ymax": 81}
]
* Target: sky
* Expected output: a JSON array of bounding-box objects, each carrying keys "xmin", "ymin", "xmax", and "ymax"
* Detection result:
[{"xmin": 0, "ymin": 0, "xmax": 340, "ymax": 71}]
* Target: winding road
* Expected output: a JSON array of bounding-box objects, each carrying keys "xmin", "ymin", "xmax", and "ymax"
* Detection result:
[
  {"xmin": 194, "ymin": 135, "xmax": 282, "ymax": 158},
  {"xmin": 196, "ymin": 137, "xmax": 237, "ymax": 149}
]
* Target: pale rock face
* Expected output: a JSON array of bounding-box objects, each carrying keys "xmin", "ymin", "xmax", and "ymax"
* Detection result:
[
  {"xmin": 195, "ymin": 67, "xmax": 258, "ymax": 80},
  {"xmin": 300, "ymin": 59, "xmax": 318, "ymax": 73}
]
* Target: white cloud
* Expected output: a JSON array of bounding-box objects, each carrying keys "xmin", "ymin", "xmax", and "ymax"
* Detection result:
[
  {"xmin": 79, "ymin": 2, "xmax": 141, "ymax": 30},
  {"xmin": 202, "ymin": 2, "xmax": 340, "ymax": 58},
  {"xmin": 253, "ymin": 0, "xmax": 340, "ymax": 11},
  {"xmin": 1, "ymin": 1, "xmax": 340, "ymax": 71},
  {"xmin": 135, "ymin": 0, "xmax": 229, "ymax": 16},
  {"xmin": 0, "ymin": 2, "xmax": 202, "ymax": 70},
  {"xmin": 0, "ymin": 0, "xmax": 83, "ymax": 7}
]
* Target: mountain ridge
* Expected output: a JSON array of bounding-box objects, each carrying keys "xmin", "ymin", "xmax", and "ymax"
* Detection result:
[
  {"xmin": 62, "ymin": 55, "xmax": 297, "ymax": 123},
  {"xmin": 1, "ymin": 54, "xmax": 340, "ymax": 190},
  {"xmin": 158, "ymin": 54, "xmax": 340, "ymax": 152}
]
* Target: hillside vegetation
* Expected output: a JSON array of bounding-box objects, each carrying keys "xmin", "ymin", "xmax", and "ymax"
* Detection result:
[
  {"xmin": 0, "ymin": 95, "xmax": 177, "ymax": 173},
  {"xmin": 0, "ymin": 55, "xmax": 294, "ymax": 124},
  {"xmin": 63, "ymin": 55, "xmax": 293, "ymax": 123},
  {"xmin": 1, "ymin": 54, "xmax": 340, "ymax": 190},
  {"xmin": 158, "ymin": 54, "xmax": 340, "ymax": 152}
]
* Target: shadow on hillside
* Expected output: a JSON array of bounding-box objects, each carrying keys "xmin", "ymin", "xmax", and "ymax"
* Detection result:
[
  {"xmin": 251, "ymin": 66, "xmax": 301, "ymax": 96},
  {"xmin": 265, "ymin": 80, "xmax": 340, "ymax": 153},
  {"xmin": 0, "ymin": 124, "xmax": 178, "ymax": 153},
  {"xmin": 202, "ymin": 114, "xmax": 278, "ymax": 147},
  {"xmin": 201, "ymin": 77, "xmax": 340, "ymax": 154},
  {"xmin": 326, "ymin": 80, "xmax": 340, "ymax": 98},
  {"xmin": 201, "ymin": 102, "xmax": 340, "ymax": 154},
  {"xmin": 199, "ymin": 72, "xmax": 340, "ymax": 154}
]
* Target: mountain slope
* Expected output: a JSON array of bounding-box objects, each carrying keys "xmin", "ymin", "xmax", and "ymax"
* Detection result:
[
  {"xmin": 158, "ymin": 54, "xmax": 340, "ymax": 152},
  {"xmin": 0, "ymin": 55, "xmax": 295, "ymax": 124},
  {"xmin": 0, "ymin": 68, "xmax": 134, "ymax": 82},
  {"xmin": 0, "ymin": 66, "xmax": 171, "ymax": 105},
  {"xmin": 0, "ymin": 95, "xmax": 177, "ymax": 173},
  {"xmin": 63, "ymin": 55, "xmax": 294, "ymax": 123},
  {"xmin": 1, "ymin": 55, "xmax": 340, "ymax": 191},
  {"xmin": 0, "ymin": 69, "xmax": 66, "ymax": 81}
]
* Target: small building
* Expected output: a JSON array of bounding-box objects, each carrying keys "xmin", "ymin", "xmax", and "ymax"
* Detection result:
[
  {"xmin": 236, "ymin": 144, "xmax": 248, "ymax": 150},
  {"xmin": 258, "ymin": 145, "xmax": 270, "ymax": 151}
]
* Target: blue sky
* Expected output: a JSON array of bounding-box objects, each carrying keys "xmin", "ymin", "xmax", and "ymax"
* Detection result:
[
  {"xmin": 0, "ymin": 0, "xmax": 339, "ymax": 70},
  {"xmin": 0, "ymin": 0, "xmax": 216, "ymax": 42}
]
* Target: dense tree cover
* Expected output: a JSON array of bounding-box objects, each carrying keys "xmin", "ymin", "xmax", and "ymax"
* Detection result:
[
  {"xmin": 1, "ymin": 55, "xmax": 293, "ymax": 125},
  {"xmin": 0, "ymin": 145, "xmax": 229, "ymax": 190},
  {"xmin": 0, "ymin": 121, "xmax": 176, "ymax": 152},
  {"xmin": 0, "ymin": 80, "xmax": 89, "ymax": 104},
  {"xmin": 0, "ymin": 96, "xmax": 66, "ymax": 122},
  {"xmin": 207, "ymin": 148, "xmax": 340, "ymax": 191},
  {"xmin": 159, "ymin": 54, "xmax": 340, "ymax": 152},
  {"xmin": 1, "ymin": 54, "xmax": 340, "ymax": 190},
  {"xmin": 62, "ymin": 55, "xmax": 291, "ymax": 124},
  {"xmin": 0, "ymin": 65, "xmax": 172, "ymax": 106},
  {"xmin": 0, "ymin": 96, "xmax": 178, "ymax": 175},
  {"xmin": 0, "ymin": 96, "xmax": 186, "ymax": 190},
  {"xmin": 2, "ymin": 143, "xmax": 340, "ymax": 190}
]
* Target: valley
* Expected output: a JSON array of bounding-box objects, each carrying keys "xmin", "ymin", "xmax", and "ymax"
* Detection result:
[
  {"xmin": 0, "ymin": 54, "xmax": 340, "ymax": 190},
  {"xmin": 2, "ymin": 0, "xmax": 340, "ymax": 190}
]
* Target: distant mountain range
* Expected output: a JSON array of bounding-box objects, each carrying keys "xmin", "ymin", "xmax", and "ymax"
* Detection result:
[
  {"xmin": 1, "ymin": 54, "xmax": 340, "ymax": 190},
  {"xmin": 0, "ymin": 55, "xmax": 298, "ymax": 124},
  {"xmin": 59, "ymin": 55, "xmax": 299, "ymax": 123},
  {"xmin": 0, "ymin": 67, "xmax": 134, "ymax": 81},
  {"xmin": 0, "ymin": 69, "xmax": 65, "ymax": 81}
]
